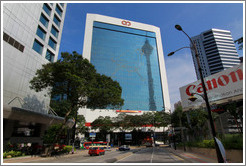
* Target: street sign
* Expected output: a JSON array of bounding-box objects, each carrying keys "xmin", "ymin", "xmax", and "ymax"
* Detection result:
[
  {"xmin": 106, "ymin": 134, "xmax": 110, "ymax": 142},
  {"xmin": 89, "ymin": 132, "xmax": 96, "ymax": 138}
]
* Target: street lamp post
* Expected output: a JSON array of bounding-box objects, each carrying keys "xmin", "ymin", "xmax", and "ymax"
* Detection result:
[{"xmin": 168, "ymin": 25, "xmax": 225, "ymax": 163}]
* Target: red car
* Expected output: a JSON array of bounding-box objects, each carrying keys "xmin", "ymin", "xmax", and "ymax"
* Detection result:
[{"xmin": 88, "ymin": 147, "xmax": 105, "ymax": 156}]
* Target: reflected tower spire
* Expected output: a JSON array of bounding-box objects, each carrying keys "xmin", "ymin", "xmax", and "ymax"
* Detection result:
[{"xmin": 142, "ymin": 39, "xmax": 156, "ymax": 111}]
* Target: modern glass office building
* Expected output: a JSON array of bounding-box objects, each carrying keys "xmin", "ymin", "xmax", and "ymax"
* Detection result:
[{"xmin": 82, "ymin": 14, "xmax": 170, "ymax": 117}]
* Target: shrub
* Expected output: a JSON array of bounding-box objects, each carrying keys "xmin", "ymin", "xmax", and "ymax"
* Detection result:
[
  {"xmin": 3, "ymin": 152, "xmax": 7, "ymax": 158},
  {"xmin": 182, "ymin": 134, "xmax": 242, "ymax": 150},
  {"xmin": 221, "ymin": 134, "xmax": 243, "ymax": 150},
  {"xmin": 63, "ymin": 145, "xmax": 75, "ymax": 153},
  {"xmin": 3, "ymin": 150, "xmax": 23, "ymax": 158}
]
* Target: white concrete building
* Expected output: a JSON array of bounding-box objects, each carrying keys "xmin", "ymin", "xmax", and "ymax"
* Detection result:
[
  {"xmin": 2, "ymin": 3, "xmax": 67, "ymax": 148},
  {"xmin": 79, "ymin": 14, "xmax": 171, "ymax": 135},
  {"xmin": 190, "ymin": 29, "xmax": 240, "ymax": 80}
]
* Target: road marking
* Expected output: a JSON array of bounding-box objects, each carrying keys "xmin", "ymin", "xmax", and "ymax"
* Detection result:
[
  {"xmin": 115, "ymin": 152, "xmax": 133, "ymax": 163},
  {"xmin": 150, "ymin": 147, "xmax": 154, "ymax": 163},
  {"xmin": 172, "ymin": 154, "xmax": 184, "ymax": 161}
]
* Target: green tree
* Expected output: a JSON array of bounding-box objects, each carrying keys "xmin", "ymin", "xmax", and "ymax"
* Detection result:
[
  {"xmin": 171, "ymin": 106, "xmax": 187, "ymax": 128},
  {"xmin": 224, "ymin": 102, "xmax": 242, "ymax": 133},
  {"xmin": 43, "ymin": 123, "xmax": 67, "ymax": 144},
  {"xmin": 30, "ymin": 51, "xmax": 124, "ymax": 143},
  {"xmin": 76, "ymin": 115, "xmax": 89, "ymax": 136},
  {"xmin": 187, "ymin": 109, "xmax": 209, "ymax": 141},
  {"xmin": 91, "ymin": 116, "xmax": 113, "ymax": 140},
  {"xmin": 234, "ymin": 37, "xmax": 243, "ymax": 50}
]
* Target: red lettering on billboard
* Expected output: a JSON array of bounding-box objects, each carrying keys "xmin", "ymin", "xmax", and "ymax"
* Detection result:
[
  {"xmin": 185, "ymin": 68, "xmax": 243, "ymax": 96},
  {"xmin": 186, "ymin": 85, "xmax": 196, "ymax": 96},
  {"xmin": 218, "ymin": 75, "xmax": 229, "ymax": 86}
]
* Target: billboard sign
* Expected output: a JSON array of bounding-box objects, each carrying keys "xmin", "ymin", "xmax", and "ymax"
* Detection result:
[
  {"xmin": 89, "ymin": 132, "xmax": 96, "ymax": 138},
  {"xmin": 125, "ymin": 133, "xmax": 132, "ymax": 140},
  {"xmin": 180, "ymin": 64, "xmax": 243, "ymax": 111}
]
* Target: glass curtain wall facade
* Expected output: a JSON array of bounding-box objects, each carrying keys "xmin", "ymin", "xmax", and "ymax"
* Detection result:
[{"xmin": 90, "ymin": 22, "xmax": 164, "ymax": 111}]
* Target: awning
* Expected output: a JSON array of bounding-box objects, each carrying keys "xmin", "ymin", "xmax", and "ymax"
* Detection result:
[{"xmin": 3, "ymin": 105, "xmax": 74, "ymax": 127}]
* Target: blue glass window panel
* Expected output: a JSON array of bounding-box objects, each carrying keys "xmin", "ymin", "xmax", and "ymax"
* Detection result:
[
  {"xmin": 53, "ymin": 15, "xmax": 61, "ymax": 27},
  {"xmin": 32, "ymin": 39, "xmax": 43, "ymax": 55},
  {"xmin": 90, "ymin": 23, "xmax": 164, "ymax": 111},
  {"xmin": 51, "ymin": 26, "xmax": 59, "ymax": 38},
  {"xmin": 60, "ymin": 3, "xmax": 64, "ymax": 7},
  {"xmin": 55, "ymin": 4, "xmax": 63, "ymax": 17},
  {"xmin": 39, "ymin": 14, "xmax": 49, "ymax": 28},
  {"xmin": 94, "ymin": 21, "xmax": 156, "ymax": 38},
  {"xmin": 45, "ymin": 49, "xmax": 55, "ymax": 62},
  {"xmin": 43, "ymin": 3, "xmax": 51, "ymax": 16},
  {"xmin": 48, "ymin": 37, "xmax": 57, "ymax": 50},
  {"xmin": 36, "ymin": 26, "xmax": 46, "ymax": 40}
]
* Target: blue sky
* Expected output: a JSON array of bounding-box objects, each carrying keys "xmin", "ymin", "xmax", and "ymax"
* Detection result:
[{"xmin": 59, "ymin": 2, "xmax": 244, "ymax": 110}]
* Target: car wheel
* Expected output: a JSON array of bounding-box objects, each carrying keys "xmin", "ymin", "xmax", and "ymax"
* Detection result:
[
  {"xmin": 90, "ymin": 154, "xmax": 92, "ymax": 156},
  {"xmin": 103, "ymin": 152, "xmax": 105, "ymax": 155}
]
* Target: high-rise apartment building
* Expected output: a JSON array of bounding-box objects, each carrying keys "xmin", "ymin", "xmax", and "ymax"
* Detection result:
[
  {"xmin": 80, "ymin": 14, "xmax": 171, "ymax": 125},
  {"xmin": 3, "ymin": 3, "xmax": 66, "ymax": 147},
  {"xmin": 190, "ymin": 28, "xmax": 240, "ymax": 80}
]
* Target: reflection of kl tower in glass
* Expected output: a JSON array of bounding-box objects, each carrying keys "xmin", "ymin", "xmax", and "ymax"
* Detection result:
[{"xmin": 142, "ymin": 39, "xmax": 156, "ymax": 111}]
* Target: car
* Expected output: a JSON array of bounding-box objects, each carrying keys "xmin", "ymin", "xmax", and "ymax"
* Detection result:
[
  {"xmin": 118, "ymin": 145, "xmax": 130, "ymax": 151},
  {"xmin": 88, "ymin": 147, "xmax": 105, "ymax": 156}
]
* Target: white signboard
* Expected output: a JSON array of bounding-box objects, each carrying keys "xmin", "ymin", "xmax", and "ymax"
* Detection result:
[{"xmin": 180, "ymin": 64, "xmax": 243, "ymax": 111}]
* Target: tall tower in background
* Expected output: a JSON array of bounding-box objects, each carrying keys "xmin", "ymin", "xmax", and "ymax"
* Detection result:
[
  {"xmin": 3, "ymin": 3, "xmax": 67, "ymax": 148},
  {"xmin": 190, "ymin": 28, "xmax": 240, "ymax": 80}
]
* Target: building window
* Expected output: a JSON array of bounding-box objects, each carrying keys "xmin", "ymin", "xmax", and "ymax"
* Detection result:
[
  {"xmin": 39, "ymin": 13, "xmax": 49, "ymax": 28},
  {"xmin": 43, "ymin": 3, "xmax": 51, "ymax": 16},
  {"xmin": 55, "ymin": 4, "xmax": 63, "ymax": 17},
  {"xmin": 48, "ymin": 37, "xmax": 57, "ymax": 50},
  {"xmin": 45, "ymin": 49, "xmax": 55, "ymax": 62},
  {"xmin": 59, "ymin": 3, "xmax": 64, "ymax": 7},
  {"xmin": 53, "ymin": 14, "xmax": 61, "ymax": 27},
  {"xmin": 33, "ymin": 39, "xmax": 43, "ymax": 55},
  {"xmin": 36, "ymin": 26, "xmax": 46, "ymax": 40},
  {"xmin": 3, "ymin": 32, "xmax": 25, "ymax": 52},
  {"xmin": 51, "ymin": 25, "xmax": 59, "ymax": 38}
]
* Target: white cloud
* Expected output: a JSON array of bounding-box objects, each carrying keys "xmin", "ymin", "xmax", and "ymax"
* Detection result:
[{"xmin": 165, "ymin": 52, "xmax": 197, "ymax": 110}]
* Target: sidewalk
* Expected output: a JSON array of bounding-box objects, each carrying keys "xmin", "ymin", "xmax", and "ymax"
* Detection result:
[
  {"xmin": 167, "ymin": 147, "xmax": 218, "ymax": 163},
  {"xmin": 3, "ymin": 149, "xmax": 89, "ymax": 163}
]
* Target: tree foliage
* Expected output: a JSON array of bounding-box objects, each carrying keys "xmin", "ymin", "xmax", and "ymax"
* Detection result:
[
  {"xmin": 92, "ymin": 111, "xmax": 171, "ymax": 132},
  {"xmin": 76, "ymin": 115, "xmax": 89, "ymax": 135},
  {"xmin": 30, "ymin": 51, "xmax": 124, "ymax": 144},
  {"xmin": 43, "ymin": 123, "xmax": 67, "ymax": 144},
  {"xmin": 30, "ymin": 51, "xmax": 124, "ymax": 113},
  {"xmin": 91, "ymin": 116, "xmax": 113, "ymax": 134}
]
